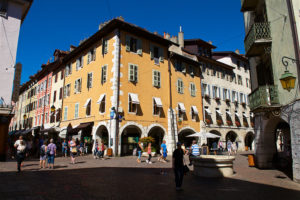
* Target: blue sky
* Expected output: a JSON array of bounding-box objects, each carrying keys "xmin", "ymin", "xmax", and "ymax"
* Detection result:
[{"xmin": 17, "ymin": 0, "xmax": 245, "ymax": 84}]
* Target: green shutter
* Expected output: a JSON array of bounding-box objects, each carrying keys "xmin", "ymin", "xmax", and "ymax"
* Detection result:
[
  {"xmin": 134, "ymin": 65, "xmax": 138, "ymax": 82},
  {"xmin": 137, "ymin": 39, "xmax": 142, "ymax": 56},
  {"xmin": 125, "ymin": 35, "xmax": 130, "ymax": 52}
]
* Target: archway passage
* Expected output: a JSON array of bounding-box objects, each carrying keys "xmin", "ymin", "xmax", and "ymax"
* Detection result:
[
  {"xmin": 121, "ymin": 125, "xmax": 142, "ymax": 156},
  {"xmin": 226, "ymin": 131, "xmax": 238, "ymax": 150},
  {"xmin": 148, "ymin": 127, "xmax": 165, "ymax": 154},
  {"xmin": 95, "ymin": 125, "xmax": 109, "ymax": 146},
  {"xmin": 178, "ymin": 129, "xmax": 197, "ymax": 148},
  {"xmin": 274, "ymin": 122, "xmax": 292, "ymax": 178},
  {"xmin": 208, "ymin": 130, "xmax": 221, "ymax": 150},
  {"xmin": 245, "ymin": 132, "xmax": 255, "ymax": 150}
]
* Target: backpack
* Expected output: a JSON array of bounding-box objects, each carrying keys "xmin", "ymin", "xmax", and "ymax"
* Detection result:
[{"xmin": 40, "ymin": 145, "xmax": 45, "ymax": 156}]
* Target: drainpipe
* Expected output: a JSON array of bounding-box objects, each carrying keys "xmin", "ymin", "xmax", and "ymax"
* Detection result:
[
  {"xmin": 168, "ymin": 52, "xmax": 176, "ymax": 150},
  {"xmin": 115, "ymin": 29, "xmax": 121, "ymax": 156},
  {"xmin": 287, "ymin": 0, "xmax": 300, "ymax": 88}
]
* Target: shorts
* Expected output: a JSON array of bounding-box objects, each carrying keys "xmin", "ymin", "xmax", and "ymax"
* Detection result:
[
  {"xmin": 48, "ymin": 154, "xmax": 55, "ymax": 164},
  {"xmin": 163, "ymin": 152, "xmax": 167, "ymax": 158},
  {"xmin": 40, "ymin": 155, "xmax": 47, "ymax": 161},
  {"xmin": 70, "ymin": 152, "xmax": 76, "ymax": 158}
]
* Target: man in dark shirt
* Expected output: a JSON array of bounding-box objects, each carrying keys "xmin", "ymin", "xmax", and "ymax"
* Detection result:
[{"xmin": 172, "ymin": 142, "xmax": 184, "ymax": 191}]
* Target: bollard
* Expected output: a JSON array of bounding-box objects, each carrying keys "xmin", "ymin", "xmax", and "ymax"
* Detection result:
[{"xmin": 248, "ymin": 154, "xmax": 255, "ymax": 167}]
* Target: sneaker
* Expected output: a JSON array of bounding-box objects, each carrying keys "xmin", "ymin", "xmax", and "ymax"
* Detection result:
[
  {"xmin": 146, "ymin": 160, "xmax": 149, "ymax": 163},
  {"xmin": 149, "ymin": 161, "xmax": 152, "ymax": 164}
]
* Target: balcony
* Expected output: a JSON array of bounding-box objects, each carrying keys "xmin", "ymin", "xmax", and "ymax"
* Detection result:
[
  {"xmin": 241, "ymin": 0, "xmax": 259, "ymax": 12},
  {"xmin": 244, "ymin": 22, "xmax": 272, "ymax": 57},
  {"xmin": 249, "ymin": 85, "xmax": 280, "ymax": 111}
]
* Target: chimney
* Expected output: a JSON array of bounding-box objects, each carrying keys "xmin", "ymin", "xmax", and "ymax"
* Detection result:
[
  {"xmin": 153, "ymin": 31, "xmax": 158, "ymax": 35},
  {"xmin": 235, "ymin": 49, "xmax": 240, "ymax": 54},
  {"xmin": 208, "ymin": 41, "xmax": 213, "ymax": 45},
  {"xmin": 178, "ymin": 26, "xmax": 184, "ymax": 48},
  {"xmin": 166, "ymin": 33, "xmax": 170, "ymax": 40}
]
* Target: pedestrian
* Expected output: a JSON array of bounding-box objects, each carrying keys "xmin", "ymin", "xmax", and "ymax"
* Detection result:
[
  {"xmin": 188, "ymin": 140, "xmax": 200, "ymax": 166},
  {"xmin": 232, "ymin": 142, "xmax": 237, "ymax": 155},
  {"xmin": 62, "ymin": 139, "xmax": 68, "ymax": 157},
  {"xmin": 227, "ymin": 140, "xmax": 232, "ymax": 155},
  {"xmin": 47, "ymin": 139, "xmax": 57, "ymax": 169},
  {"xmin": 69, "ymin": 138, "xmax": 77, "ymax": 164},
  {"xmin": 158, "ymin": 140, "xmax": 168, "ymax": 163},
  {"xmin": 94, "ymin": 140, "xmax": 99, "ymax": 159},
  {"xmin": 172, "ymin": 142, "xmax": 185, "ymax": 191},
  {"xmin": 235, "ymin": 141, "xmax": 239, "ymax": 151},
  {"xmin": 218, "ymin": 141, "xmax": 223, "ymax": 152},
  {"xmin": 99, "ymin": 140, "xmax": 106, "ymax": 159},
  {"xmin": 146, "ymin": 142, "xmax": 152, "ymax": 164},
  {"xmin": 14, "ymin": 136, "xmax": 26, "ymax": 172},
  {"xmin": 84, "ymin": 139, "xmax": 88, "ymax": 154},
  {"xmin": 136, "ymin": 141, "xmax": 143, "ymax": 163},
  {"xmin": 39, "ymin": 141, "xmax": 47, "ymax": 169}
]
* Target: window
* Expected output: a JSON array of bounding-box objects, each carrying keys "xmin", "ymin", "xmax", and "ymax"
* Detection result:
[
  {"xmin": 175, "ymin": 60, "xmax": 184, "ymax": 72},
  {"xmin": 150, "ymin": 44, "xmax": 164, "ymax": 63},
  {"xmin": 76, "ymin": 56, "xmax": 83, "ymax": 70},
  {"xmin": 74, "ymin": 103, "xmax": 79, "ymax": 119},
  {"xmin": 101, "ymin": 65, "xmax": 107, "ymax": 84},
  {"xmin": 202, "ymin": 83, "xmax": 210, "ymax": 97},
  {"xmin": 240, "ymin": 93, "xmax": 245, "ymax": 104},
  {"xmin": 223, "ymin": 88, "xmax": 230, "ymax": 101},
  {"xmin": 238, "ymin": 75, "xmax": 242, "ymax": 85},
  {"xmin": 53, "ymin": 91, "xmax": 56, "ymax": 103},
  {"xmin": 0, "ymin": 0, "xmax": 8, "ymax": 17},
  {"xmin": 59, "ymin": 87, "xmax": 62, "ymax": 100},
  {"xmin": 48, "ymin": 77, "xmax": 51, "ymax": 87},
  {"xmin": 128, "ymin": 93, "xmax": 139, "ymax": 113},
  {"xmin": 61, "ymin": 69, "xmax": 64, "ymax": 80},
  {"xmin": 87, "ymin": 73, "xmax": 93, "ymax": 89},
  {"xmin": 129, "ymin": 64, "xmax": 138, "ymax": 82},
  {"xmin": 99, "ymin": 95, "xmax": 106, "ymax": 113},
  {"xmin": 64, "ymin": 107, "xmax": 68, "ymax": 121},
  {"xmin": 102, "ymin": 39, "xmax": 108, "ymax": 55},
  {"xmin": 232, "ymin": 91, "xmax": 238, "ymax": 102},
  {"xmin": 56, "ymin": 109, "xmax": 61, "ymax": 122},
  {"xmin": 126, "ymin": 35, "xmax": 142, "ymax": 55},
  {"xmin": 74, "ymin": 79, "xmax": 82, "ymax": 93},
  {"xmin": 191, "ymin": 106, "xmax": 198, "ymax": 121},
  {"xmin": 190, "ymin": 83, "xmax": 196, "ymax": 97},
  {"xmin": 64, "ymin": 84, "xmax": 71, "ymax": 98},
  {"xmin": 178, "ymin": 103, "xmax": 186, "ymax": 120},
  {"xmin": 189, "ymin": 66, "xmax": 194, "ymax": 77},
  {"xmin": 212, "ymin": 86, "xmax": 220, "ymax": 99},
  {"xmin": 87, "ymin": 48, "xmax": 96, "ymax": 64},
  {"xmin": 65, "ymin": 64, "xmax": 71, "ymax": 76},
  {"xmin": 177, "ymin": 79, "xmax": 184, "ymax": 94},
  {"xmin": 153, "ymin": 98, "xmax": 161, "ymax": 116},
  {"xmin": 153, "ymin": 70, "xmax": 161, "ymax": 88},
  {"xmin": 55, "ymin": 74, "xmax": 58, "ymax": 83}
]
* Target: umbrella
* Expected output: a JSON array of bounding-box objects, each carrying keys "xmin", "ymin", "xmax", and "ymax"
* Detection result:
[{"xmin": 187, "ymin": 131, "xmax": 221, "ymax": 139}]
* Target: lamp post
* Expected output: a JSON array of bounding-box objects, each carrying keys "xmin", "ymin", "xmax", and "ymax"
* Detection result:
[{"xmin": 281, "ymin": 56, "xmax": 298, "ymax": 91}]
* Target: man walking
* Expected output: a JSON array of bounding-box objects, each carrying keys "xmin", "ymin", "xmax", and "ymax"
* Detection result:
[
  {"xmin": 189, "ymin": 140, "xmax": 200, "ymax": 166},
  {"xmin": 173, "ymin": 142, "xmax": 184, "ymax": 191},
  {"xmin": 47, "ymin": 139, "xmax": 57, "ymax": 169},
  {"xmin": 158, "ymin": 140, "xmax": 168, "ymax": 162},
  {"xmin": 14, "ymin": 136, "xmax": 26, "ymax": 172}
]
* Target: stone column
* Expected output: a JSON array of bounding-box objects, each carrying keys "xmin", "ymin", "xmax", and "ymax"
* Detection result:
[
  {"xmin": 167, "ymin": 108, "xmax": 177, "ymax": 154},
  {"xmin": 290, "ymin": 101, "xmax": 300, "ymax": 183}
]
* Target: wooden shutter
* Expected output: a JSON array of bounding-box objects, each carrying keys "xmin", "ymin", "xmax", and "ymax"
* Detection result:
[{"xmin": 125, "ymin": 35, "xmax": 130, "ymax": 51}]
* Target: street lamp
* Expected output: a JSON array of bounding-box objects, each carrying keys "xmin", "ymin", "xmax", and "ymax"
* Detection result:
[
  {"xmin": 281, "ymin": 56, "xmax": 297, "ymax": 91},
  {"xmin": 50, "ymin": 105, "xmax": 55, "ymax": 113}
]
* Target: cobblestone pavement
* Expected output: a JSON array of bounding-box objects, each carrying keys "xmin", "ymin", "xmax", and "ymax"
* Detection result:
[{"xmin": 0, "ymin": 152, "xmax": 299, "ymax": 200}]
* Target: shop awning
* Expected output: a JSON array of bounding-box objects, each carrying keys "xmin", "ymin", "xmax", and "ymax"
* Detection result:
[
  {"xmin": 59, "ymin": 127, "xmax": 67, "ymax": 138},
  {"xmin": 191, "ymin": 106, "xmax": 198, "ymax": 114},
  {"xmin": 129, "ymin": 93, "xmax": 140, "ymax": 104},
  {"xmin": 178, "ymin": 103, "xmax": 186, "ymax": 112},
  {"xmin": 83, "ymin": 98, "xmax": 91, "ymax": 108},
  {"xmin": 235, "ymin": 112, "xmax": 240, "ymax": 117},
  {"xmin": 205, "ymin": 108, "xmax": 212, "ymax": 115},
  {"xmin": 97, "ymin": 94, "xmax": 106, "ymax": 104},
  {"xmin": 71, "ymin": 122, "xmax": 94, "ymax": 132},
  {"xmin": 216, "ymin": 110, "xmax": 223, "ymax": 115},
  {"xmin": 226, "ymin": 111, "xmax": 232, "ymax": 116},
  {"xmin": 154, "ymin": 97, "xmax": 163, "ymax": 107}
]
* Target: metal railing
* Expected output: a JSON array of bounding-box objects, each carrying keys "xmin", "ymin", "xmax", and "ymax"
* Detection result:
[
  {"xmin": 244, "ymin": 22, "xmax": 271, "ymax": 54},
  {"xmin": 249, "ymin": 85, "xmax": 279, "ymax": 110}
]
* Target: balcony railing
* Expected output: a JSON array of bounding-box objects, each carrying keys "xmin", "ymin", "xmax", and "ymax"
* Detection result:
[
  {"xmin": 241, "ymin": 0, "xmax": 259, "ymax": 12},
  {"xmin": 244, "ymin": 22, "xmax": 272, "ymax": 56},
  {"xmin": 249, "ymin": 85, "xmax": 280, "ymax": 111}
]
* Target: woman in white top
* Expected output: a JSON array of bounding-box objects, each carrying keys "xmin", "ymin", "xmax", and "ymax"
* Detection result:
[
  {"xmin": 69, "ymin": 139, "xmax": 77, "ymax": 164},
  {"xmin": 14, "ymin": 136, "xmax": 26, "ymax": 172}
]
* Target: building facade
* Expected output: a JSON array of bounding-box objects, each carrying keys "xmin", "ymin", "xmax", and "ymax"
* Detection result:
[{"xmin": 241, "ymin": 0, "xmax": 300, "ymax": 183}]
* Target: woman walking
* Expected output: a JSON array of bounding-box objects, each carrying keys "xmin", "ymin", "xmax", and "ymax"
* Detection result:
[
  {"xmin": 136, "ymin": 141, "xmax": 143, "ymax": 163},
  {"xmin": 146, "ymin": 143, "xmax": 152, "ymax": 164},
  {"xmin": 69, "ymin": 139, "xmax": 77, "ymax": 164},
  {"xmin": 39, "ymin": 141, "xmax": 47, "ymax": 169},
  {"xmin": 14, "ymin": 136, "xmax": 26, "ymax": 172}
]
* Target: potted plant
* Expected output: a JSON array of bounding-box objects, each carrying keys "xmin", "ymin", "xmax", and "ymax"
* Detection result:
[
  {"xmin": 216, "ymin": 119, "xmax": 222, "ymax": 126},
  {"xmin": 205, "ymin": 118, "xmax": 211, "ymax": 124},
  {"xmin": 226, "ymin": 120, "xmax": 232, "ymax": 126},
  {"xmin": 235, "ymin": 121, "xmax": 241, "ymax": 127},
  {"xmin": 243, "ymin": 121, "xmax": 249, "ymax": 127}
]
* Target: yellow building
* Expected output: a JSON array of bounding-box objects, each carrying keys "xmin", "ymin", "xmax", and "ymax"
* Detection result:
[{"xmin": 60, "ymin": 18, "xmax": 203, "ymax": 155}]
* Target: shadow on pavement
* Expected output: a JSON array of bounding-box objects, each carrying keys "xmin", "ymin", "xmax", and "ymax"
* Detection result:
[{"xmin": 0, "ymin": 167, "xmax": 299, "ymax": 200}]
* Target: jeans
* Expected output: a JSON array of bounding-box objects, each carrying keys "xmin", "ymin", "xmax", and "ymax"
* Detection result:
[
  {"xmin": 138, "ymin": 151, "xmax": 141, "ymax": 159},
  {"xmin": 48, "ymin": 154, "xmax": 55, "ymax": 164},
  {"xmin": 174, "ymin": 167, "xmax": 184, "ymax": 188},
  {"xmin": 16, "ymin": 152, "xmax": 25, "ymax": 172},
  {"xmin": 62, "ymin": 147, "xmax": 67, "ymax": 155}
]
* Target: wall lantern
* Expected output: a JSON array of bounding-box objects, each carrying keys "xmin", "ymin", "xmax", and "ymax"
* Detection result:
[
  {"xmin": 281, "ymin": 56, "xmax": 298, "ymax": 91},
  {"xmin": 50, "ymin": 105, "xmax": 56, "ymax": 113},
  {"xmin": 23, "ymin": 114, "xmax": 27, "ymax": 120}
]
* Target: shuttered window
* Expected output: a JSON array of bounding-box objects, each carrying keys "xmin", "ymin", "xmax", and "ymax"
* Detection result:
[
  {"xmin": 129, "ymin": 64, "xmax": 138, "ymax": 82},
  {"xmin": 101, "ymin": 65, "xmax": 107, "ymax": 84},
  {"xmin": 153, "ymin": 70, "xmax": 161, "ymax": 88}
]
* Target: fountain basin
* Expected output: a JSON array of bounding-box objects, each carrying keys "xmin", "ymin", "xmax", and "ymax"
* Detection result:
[{"xmin": 190, "ymin": 155, "xmax": 235, "ymax": 178}]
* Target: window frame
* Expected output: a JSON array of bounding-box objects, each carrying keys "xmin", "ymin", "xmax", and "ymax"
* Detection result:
[
  {"xmin": 101, "ymin": 65, "xmax": 107, "ymax": 84},
  {"xmin": 74, "ymin": 103, "xmax": 79, "ymax": 119},
  {"xmin": 128, "ymin": 63, "xmax": 138, "ymax": 83},
  {"xmin": 63, "ymin": 106, "xmax": 68, "ymax": 121},
  {"xmin": 153, "ymin": 70, "xmax": 161, "ymax": 88},
  {"xmin": 177, "ymin": 79, "xmax": 184, "ymax": 94}
]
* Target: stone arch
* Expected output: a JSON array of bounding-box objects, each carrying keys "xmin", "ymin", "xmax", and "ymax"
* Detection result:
[
  {"xmin": 207, "ymin": 130, "xmax": 221, "ymax": 149},
  {"xmin": 178, "ymin": 126, "xmax": 197, "ymax": 147},
  {"xmin": 93, "ymin": 121, "xmax": 109, "ymax": 139},
  {"xmin": 94, "ymin": 125, "xmax": 109, "ymax": 146},
  {"xmin": 147, "ymin": 124, "xmax": 166, "ymax": 154},
  {"xmin": 120, "ymin": 122, "xmax": 144, "ymax": 156},
  {"xmin": 245, "ymin": 131, "xmax": 255, "ymax": 150},
  {"xmin": 119, "ymin": 121, "xmax": 146, "ymax": 137}
]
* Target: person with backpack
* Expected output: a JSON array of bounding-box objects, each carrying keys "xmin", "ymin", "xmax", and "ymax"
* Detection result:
[
  {"xmin": 39, "ymin": 141, "xmax": 47, "ymax": 169},
  {"xmin": 14, "ymin": 136, "xmax": 27, "ymax": 172}
]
